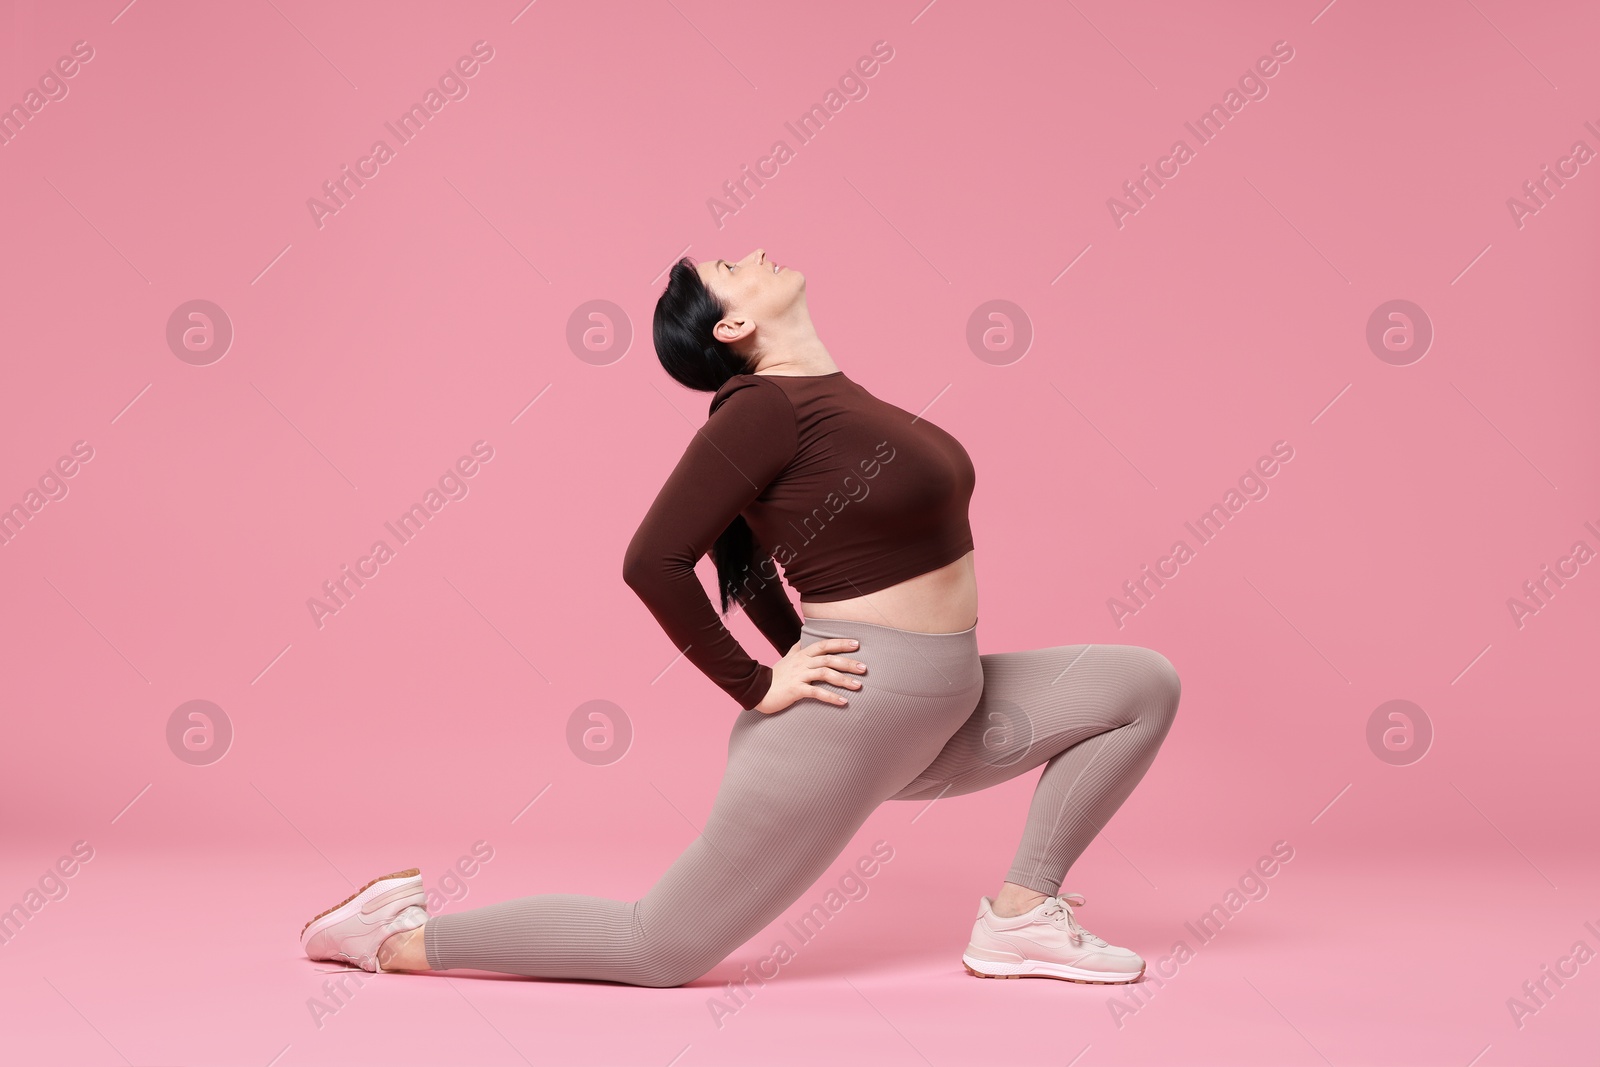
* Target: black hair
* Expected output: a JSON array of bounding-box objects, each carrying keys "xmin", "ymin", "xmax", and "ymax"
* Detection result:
[{"xmin": 651, "ymin": 256, "xmax": 762, "ymax": 615}]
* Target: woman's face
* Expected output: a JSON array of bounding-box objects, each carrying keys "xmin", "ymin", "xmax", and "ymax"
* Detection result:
[{"xmin": 695, "ymin": 248, "xmax": 805, "ymax": 342}]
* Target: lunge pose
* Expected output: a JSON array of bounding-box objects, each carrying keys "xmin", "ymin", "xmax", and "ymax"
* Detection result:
[{"xmin": 299, "ymin": 249, "xmax": 1181, "ymax": 987}]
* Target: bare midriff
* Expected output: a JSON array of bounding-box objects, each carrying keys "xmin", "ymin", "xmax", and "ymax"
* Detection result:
[{"xmin": 801, "ymin": 549, "xmax": 978, "ymax": 634}]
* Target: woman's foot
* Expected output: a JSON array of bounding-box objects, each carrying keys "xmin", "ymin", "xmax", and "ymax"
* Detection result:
[
  {"xmin": 301, "ymin": 868, "xmax": 429, "ymax": 973},
  {"xmin": 962, "ymin": 892, "xmax": 1145, "ymax": 984},
  {"xmin": 991, "ymin": 881, "xmax": 1050, "ymax": 918},
  {"xmin": 376, "ymin": 921, "xmax": 430, "ymax": 972}
]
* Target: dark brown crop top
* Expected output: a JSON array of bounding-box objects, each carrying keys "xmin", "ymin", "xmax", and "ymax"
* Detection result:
[{"xmin": 622, "ymin": 370, "xmax": 976, "ymax": 710}]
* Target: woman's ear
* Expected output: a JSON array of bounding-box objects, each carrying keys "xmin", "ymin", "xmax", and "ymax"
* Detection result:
[{"xmin": 716, "ymin": 316, "xmax": 754, "ymax": 345}]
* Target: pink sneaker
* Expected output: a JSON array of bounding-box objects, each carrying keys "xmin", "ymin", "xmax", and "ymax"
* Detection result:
[
  {"xmin": 301, "ymin": 867, "xmax": 428, "ymax": 973},
  {"xmin": 962, "ymin": 892, "xmax": 1145, "ymax": 984}
]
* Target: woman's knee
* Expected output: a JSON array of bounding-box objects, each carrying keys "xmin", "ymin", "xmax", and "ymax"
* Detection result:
[
  {"xmin": 631, "ymin": 962, "xmax": 708, "ymax": 989},
  {"xmin": 1137, "ymin": 648, "xmax": 1182, "ymax": 726},
  {"xmin": 629, "ymin": 931, "xmax": 724, "ymax": 988}
]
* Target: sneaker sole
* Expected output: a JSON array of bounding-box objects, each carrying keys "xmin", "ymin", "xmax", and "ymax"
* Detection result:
[
  {"xmin": 961, "ymin": 954, "xmax": 1144, "ymax": 985},
  {"xmin": 301, "ymin": 867, "xmax": 423, "ymax": 940}
]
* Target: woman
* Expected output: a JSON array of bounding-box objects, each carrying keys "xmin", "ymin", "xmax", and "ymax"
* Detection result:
[{"xmin": 299, "ymin": 248, "xmax": 1181, "ymax": 986}]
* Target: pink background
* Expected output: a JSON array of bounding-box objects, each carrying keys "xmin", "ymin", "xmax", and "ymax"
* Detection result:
[{"xmin": 2, "ymin": 0, "xmax": 1597, "ymax": 1063}]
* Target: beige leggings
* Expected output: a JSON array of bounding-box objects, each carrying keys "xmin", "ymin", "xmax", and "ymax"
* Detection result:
[{"xmin": 424, "ymin": 616, "xmax": 1181, "ymax": 986}]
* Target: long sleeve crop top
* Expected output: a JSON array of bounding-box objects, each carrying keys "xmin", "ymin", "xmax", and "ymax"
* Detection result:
[{"xmin": 622, "ymin": 370, "xmax": 977, "ymax": 711}]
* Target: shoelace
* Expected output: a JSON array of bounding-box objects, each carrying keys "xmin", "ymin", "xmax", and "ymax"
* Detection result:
[{"xmin": 1037, "ymin": 893, "xmax": 1108, "ymax": 946}]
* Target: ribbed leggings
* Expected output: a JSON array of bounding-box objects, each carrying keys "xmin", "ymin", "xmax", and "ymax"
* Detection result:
[{"xmin": 424, "ymin": 616, "xmax": 1181, "ymax": 987}]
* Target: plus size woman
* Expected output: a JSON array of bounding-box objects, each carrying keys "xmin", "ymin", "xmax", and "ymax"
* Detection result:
[{"xmin": 299, "ymin": 247, "xmax": 1182, "ymax": 987}]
